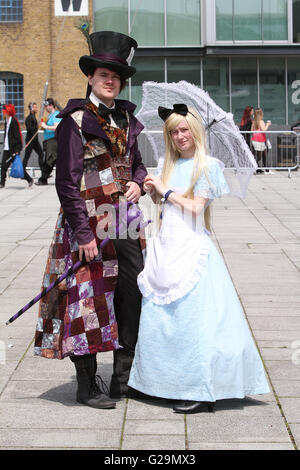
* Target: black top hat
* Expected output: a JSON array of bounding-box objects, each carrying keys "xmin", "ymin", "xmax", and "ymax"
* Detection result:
[{"xmin": 79, "ymin": 31, "xmax": 138, "ymax": 79}]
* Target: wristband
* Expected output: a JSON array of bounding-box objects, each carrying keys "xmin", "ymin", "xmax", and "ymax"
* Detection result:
[{"xmin": 161, "ymin": 189, "xmax": 174, "ymax": 203}]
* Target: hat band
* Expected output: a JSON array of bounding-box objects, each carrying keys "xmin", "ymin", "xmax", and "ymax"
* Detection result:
[{"xmin": 92, "ymin": 53, "xmax": 128, "ymax": 66}]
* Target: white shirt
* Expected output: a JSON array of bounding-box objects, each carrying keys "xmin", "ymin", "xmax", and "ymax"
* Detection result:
[
  {"xmin": 4, "ymin": 116, "xmax": 12, "ymax": 151},
  {"xmin": 89, "ymin": 92, "xmax": 117, "ymax": 128}
]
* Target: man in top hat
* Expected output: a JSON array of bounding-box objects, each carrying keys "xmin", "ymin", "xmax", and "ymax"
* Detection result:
[{"xmin": 34, "ymin": 31, "xmax": 147, "ymax": 409}]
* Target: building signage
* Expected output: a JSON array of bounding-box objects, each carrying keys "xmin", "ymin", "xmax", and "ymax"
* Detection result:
[{"xmin": 55, "ymin": 0, "xmax": 89, "ymax": 16}]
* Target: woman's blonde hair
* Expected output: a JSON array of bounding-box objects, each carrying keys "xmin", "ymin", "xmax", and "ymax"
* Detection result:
[
  {"xmin": 159, "ymin": 107, "xmax": 211, "ymax": 231},
  {"xmin": 253, "ymin": 108, "xmax": 264, "ymax": 130}
]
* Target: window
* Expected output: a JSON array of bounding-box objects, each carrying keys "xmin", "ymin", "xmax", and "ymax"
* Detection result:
[
  {"xmin": 0, "ymin": 72, "xmax": 24, "ymax": 122},
  {"xmin": 234, "ymin": 1, "xmax": 262, "ymax": 41},
  {"xmin": 93, "ymin": 0, "xmax": 128, "ymax": 34},
  {"xmin": 130, "ymin": 0, "xmax": 165, "ymax": 46},
  {"xmin": 293, "ymin": 0, "xmax": 300, "ymax": 43},
  {"xmin": 231, "ymin": 58, "xmax": 258, "ymax": 123},
  {"xmin": 130, "ymin": 57, "xmax": 165, "ymax": 110},
  {"xmin": 0, "ymin": 0, "xmax": 23, "ymax": 23},
  {"xmin": 166, "ymin": 0, "xmax": 201, "ymax": 46},
  {"xmin": 167, "ymin": 57, "xmax": 201, "ymax": 85},
  {"xmin": 93, "ymin": 0, "xmax": 202, "ymax": 46},
  {"xmin": 263, "ymin": 0, "xmax": 288, "ymax": 41},
  {"xmin": 216, "ymin": 0, "xmax": 233, "ymax": 40},
  {"xmin": 259, "ymin": 57, "xmax": 285, "ymax": 124},
  {"xmin": 216, "ymin": 0, "xmax": 288, "ymax": 41},
  {"xmin": 203, "ymin": 57, "xmax": 230, "ymax": 112}
]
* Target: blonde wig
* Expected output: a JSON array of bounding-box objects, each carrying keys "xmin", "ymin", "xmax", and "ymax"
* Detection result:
[
  {"xmin": 253, "ymin": 108, "xmax": 264, "ymax": 130},
  {"xmin": 159, "ymin": 107, "xmax": 211, "ymax": 231}
]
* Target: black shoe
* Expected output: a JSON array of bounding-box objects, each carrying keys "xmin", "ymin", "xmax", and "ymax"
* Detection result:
[
  {"xmin": 28, "ymin": 179, "xmax": 34, "ymax": 188},
  {"xmin": 173, "ymin": 401, "xmax": 215, "ymax": 414},
  {"xmin": 256, "ymin": 169, "xmax": 264, "ymax": 174},
  {"xmin": 35, "ymin": 179, "xmax": 48, "ymax": 186},
  {"xmin": 0, "ymin": 183, "xmax": 4, "ymax": 189}
]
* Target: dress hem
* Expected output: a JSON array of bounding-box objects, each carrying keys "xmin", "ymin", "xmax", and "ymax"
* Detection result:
[{"xmin": 128, "ymin": 380, "xmax": 270, "ymax": 402}]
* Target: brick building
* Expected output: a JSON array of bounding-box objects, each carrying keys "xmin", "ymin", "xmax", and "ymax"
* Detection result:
[{"xmin": 0, "ymin": 0, "xmax": 93, "ymax": 125}]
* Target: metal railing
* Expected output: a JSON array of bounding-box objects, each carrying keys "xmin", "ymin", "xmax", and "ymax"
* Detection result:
[
  {"xmin": 1, "ymin": 129, "xmax": 299, "ymax": 178},
  {"xmin": 240, "ymin": 130, "xmax": 300, "ymax": 178},
  {"xmin": 137, "ymin": 129, "xmax": 300, "ymax": 177}
]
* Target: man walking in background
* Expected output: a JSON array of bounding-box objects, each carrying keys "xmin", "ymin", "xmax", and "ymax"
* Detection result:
[{"xmin": 23, "ymin": 102, "xmax": 44, "ymax": 186}]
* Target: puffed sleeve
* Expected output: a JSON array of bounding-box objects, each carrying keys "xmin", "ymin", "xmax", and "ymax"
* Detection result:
[{"xmin": 194, "ymin": 157, "xmax": 230, "ymax": 200}]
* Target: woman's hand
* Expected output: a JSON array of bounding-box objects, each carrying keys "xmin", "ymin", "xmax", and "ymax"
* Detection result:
[
  {"xmin": 79, "ymin": 238, "xmax": 98, "ymax": 262},
  {"xmin": 143, "ymin": 175, "xmax": 167, "ymax": 197},
  {"xmin": 143, "ymin": 175, "xmax": 154, "ymax": 194}
]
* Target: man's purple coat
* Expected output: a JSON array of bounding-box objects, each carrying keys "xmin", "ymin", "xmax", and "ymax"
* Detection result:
[{"xmin": 55, "ymin": 98, "xmax": 147, "ymax": 245}]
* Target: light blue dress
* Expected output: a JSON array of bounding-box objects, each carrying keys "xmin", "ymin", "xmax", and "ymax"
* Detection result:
[{"xmin": 128, "ymin": 156, "xmax": 270, "ymax": 401}]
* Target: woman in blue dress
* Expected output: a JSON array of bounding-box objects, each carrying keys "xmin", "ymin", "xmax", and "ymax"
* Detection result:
[{"xmin": 128, "ymin": 104, "xmax": 270, "ymax": 414}]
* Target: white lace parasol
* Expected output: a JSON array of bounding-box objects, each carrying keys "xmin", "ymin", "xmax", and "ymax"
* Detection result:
[{"xmin": 136, "ymin": 80, "xmax": 257, "ymax": 198}]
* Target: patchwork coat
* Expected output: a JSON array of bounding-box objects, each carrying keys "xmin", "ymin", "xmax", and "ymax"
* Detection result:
[{"xmin": 34, "ymin": 99, "xmax": 147, "ymax": 359}]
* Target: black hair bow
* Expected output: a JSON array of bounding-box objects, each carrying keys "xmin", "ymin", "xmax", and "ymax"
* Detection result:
[{"xmin": 158, "ymin": 104, "xmax": 189, "ymax": 122}]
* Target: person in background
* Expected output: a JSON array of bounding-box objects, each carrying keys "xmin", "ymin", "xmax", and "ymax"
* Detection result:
[
  {"xmin": 239, "ymin": 106, "xmax": 254, "ymax": 149},
  {"xmin": 251, "ymin": 108, "xmax": 271, "ymax": 174},
  {"xmin": 23, "ymin": 102, "xmax": 44, "ymax": 186},
  {"xmin": 35, "ymin": 98, "xmax": 62, "ymax": 185},
  {"xmin": 0, "ymin": 104, "xmax": 23, "ymax": 188}
]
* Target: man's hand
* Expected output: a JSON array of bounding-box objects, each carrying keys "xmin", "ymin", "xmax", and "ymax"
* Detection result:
[
  {"xmin": 79, "ymin": 238, "xmax": 98, "ymax": 262},
  {"xmin": 125, "ymin": 181, "xmax": 141, "ymax": 203}
]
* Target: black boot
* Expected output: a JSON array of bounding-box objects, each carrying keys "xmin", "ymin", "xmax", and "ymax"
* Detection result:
[{"xmin": 70, "ymin": 354, "xmax": 116, "ymax": 409}]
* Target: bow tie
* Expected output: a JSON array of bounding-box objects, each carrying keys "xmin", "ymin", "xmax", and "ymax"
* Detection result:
[{"xmin": 97, "ymin": 103, "xmax": 128, "ymax": 129}]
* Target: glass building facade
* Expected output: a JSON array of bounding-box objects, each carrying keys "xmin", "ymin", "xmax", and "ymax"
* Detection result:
[
  {"xmin": 216, "ymin": 0, "xmax": 288, "ymax": 41},
  {"xmin": 94, "ymin": 0, "xmax": 300, "ymax": 125}
]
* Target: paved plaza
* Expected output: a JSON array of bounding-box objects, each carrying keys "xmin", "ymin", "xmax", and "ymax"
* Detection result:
[{"xmin": 0, "ymin": 169, "xmax": 299, "ymax": 451}]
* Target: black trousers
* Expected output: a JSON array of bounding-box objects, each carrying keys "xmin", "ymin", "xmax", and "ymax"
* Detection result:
[
  {"xmin": 23, "ymin": 138, "xmax": 44, "ymax": 183},
  {"xmin": 110, "ymin": 236, "xmax": 144, "ymax": 394},
  {"xmin": 1, "ymin": 150, "xmax": 14, "ymax": 185},
  {"xmin": 253, "ymin": 149, "xmax": 268, "ymax": 168},
  {"xmin": 39, "ymin": 138, "xmax": 57, "ymax": 183}
]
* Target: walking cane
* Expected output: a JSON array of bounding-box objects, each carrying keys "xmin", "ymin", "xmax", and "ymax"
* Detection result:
[{"xmin": 6, "ymin": 205, "xmax": 151, "ymax": 325}]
